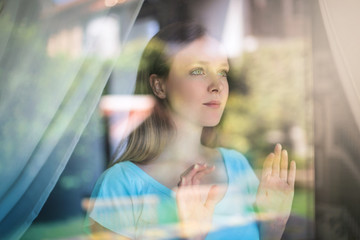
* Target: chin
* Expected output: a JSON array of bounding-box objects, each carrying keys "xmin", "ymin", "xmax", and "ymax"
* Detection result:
[
  {"xmin": 201, "ymin": 118, "xmax": 221, "ymax": 127},
  {"xmin": 200, "ymin": 111, "xmax": 224, "ymax": 127}
]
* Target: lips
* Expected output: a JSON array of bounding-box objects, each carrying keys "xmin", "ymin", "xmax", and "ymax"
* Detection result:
[{"xmin": 203, "ymin": 100, "xmax": 221, "ymax": 108}]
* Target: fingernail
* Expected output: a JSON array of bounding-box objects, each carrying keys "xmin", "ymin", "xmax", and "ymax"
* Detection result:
[{"xmin": 194, "ymin": 164, "xmax": 199, "ymax": 170}]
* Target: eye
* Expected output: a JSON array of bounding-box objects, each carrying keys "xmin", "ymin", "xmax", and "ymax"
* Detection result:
[
  {"xmin": 218, "ymin": 70, "xmax": 228, "ymax": 78},
  {"xmin": 190, "ymin": 68, "xmax": 205, "ymax": 76}
]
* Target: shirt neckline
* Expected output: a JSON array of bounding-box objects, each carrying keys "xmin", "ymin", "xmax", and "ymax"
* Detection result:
[{"xmin": 124, "ymin": 147, "xmax": 230, "ymax": 198}]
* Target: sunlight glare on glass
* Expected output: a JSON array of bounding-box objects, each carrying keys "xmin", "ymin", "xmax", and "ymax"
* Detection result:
[
  {"xmin": 100, "ymin": 95, "xmax": 155, "ymax": 116},
  {"xmin": 104, "ymin": 0, "xmax": 127, "ymax": 7}
]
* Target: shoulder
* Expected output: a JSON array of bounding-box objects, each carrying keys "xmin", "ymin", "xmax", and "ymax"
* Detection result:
[
  {"xmin": 91, "ymin": 161, "xmax": 145, "ymax": 198},
  {"xmin": 104, "ymin": 161, "xmax": 138, "ymax": 180},
  {"xmin": 88, "ymin": 162, "xmax": 147, "ymax": 238},
  {"xmin": 218, "ymin": 147, "xmax": 246, "ymax": 159},
  {"xmin": 218, "ymin": 147, "xmax": 259, "ymax": 188},
  {"xmin": 218, "ymin": 147, "xmax": 253, "ymax": 172}
]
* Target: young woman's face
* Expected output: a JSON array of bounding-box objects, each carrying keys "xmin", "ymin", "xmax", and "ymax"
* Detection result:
[{"xmin": 165, "ymin": 35, "xmax": 229, "ymax": 127}]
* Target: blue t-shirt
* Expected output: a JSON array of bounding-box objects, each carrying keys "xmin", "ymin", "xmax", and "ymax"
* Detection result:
[{"xmin": 87, "ymin": 148, "xmax": 260, "ymax": 239}]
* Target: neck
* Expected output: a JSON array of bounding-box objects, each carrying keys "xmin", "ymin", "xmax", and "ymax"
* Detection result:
[{"xmin": 157, "ymin": 113, "xmax": 206, "ymax": 165}]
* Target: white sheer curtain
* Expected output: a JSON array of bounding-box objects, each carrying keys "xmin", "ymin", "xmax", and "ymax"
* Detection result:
[
  {"xmin": 315, "ymin": 1, "xmax": 360, "ymax": 237},
  {"xmin": 319, "ymin": 0, "xmax": 360, "ymax": 131},
  {"xmin": 318, "ymin": 0, "xmax": 360, "ymax": 186},
  {"xmin": 0, "ymin": 0, "xmax": 143, "ymax": 239}
]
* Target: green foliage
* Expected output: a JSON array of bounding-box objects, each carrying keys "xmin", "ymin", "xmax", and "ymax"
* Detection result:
[
  {"xmin": 220, "ymin": 40, "xmax": 310, "ymax": 169},
  {"xmin": 21, "ymin": 216, "xmax": 85, "ymax": 239},
  {"xmin": 292, "ymin": 187, "xmax": 314, "ymax": 218}
]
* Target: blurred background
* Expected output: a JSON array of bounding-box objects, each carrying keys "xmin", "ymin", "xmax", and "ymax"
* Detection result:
[{"xmin": 0, "ymin": 0, "xmax": 359, "ymax": 239}]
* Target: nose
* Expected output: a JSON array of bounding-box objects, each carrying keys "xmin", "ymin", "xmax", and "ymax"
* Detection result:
[{"xmin": 207, "ymin": 75, "xmax": 223, "ymax": 93}]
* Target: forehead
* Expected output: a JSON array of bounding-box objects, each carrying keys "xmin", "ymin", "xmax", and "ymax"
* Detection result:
[{"xmin": 171, "ymin": 35, "xmax": 229, "ymax": 65}]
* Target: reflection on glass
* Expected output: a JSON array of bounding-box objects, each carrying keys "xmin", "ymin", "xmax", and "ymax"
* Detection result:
[
  {"xmin": 1, "ymin": 0, "xmax": 316, "ymax": 239},
  {"xmin": 86, "ymin": 22, "xmax": 297, "ymax": 240}
]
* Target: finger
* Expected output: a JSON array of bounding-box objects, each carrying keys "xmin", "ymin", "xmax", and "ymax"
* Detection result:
[
  {"xmin": 192, "ymin": 166, "xmax": 215, "ymax": 185},
  {"xmin": 288, "ymin": 160, "xmax": 296, "ymax": 188},
  {"xmin": 272, "ymin": 143, "xmax": 282, "ymax": 177},
  {"xmin": 178, "ymin": 177, "xmax": 188, "ymax": 187},
  {"xmin": 180, "ymin": 163, "xmax": 206, "ymax": 179},
  {"xmin": 280, "ymin": 150, "xmax": 288, "ymax": 181},
  {"xmin": 179, "ymin": 164, "xmax": 207, "ymax": 186},
  {"xmin": 262, "ymin": 153, "xmax": 275, "ymax": 179},
  {"xmin": 204, "ymin": 185, "xmax": 222, "ymax": 211}
]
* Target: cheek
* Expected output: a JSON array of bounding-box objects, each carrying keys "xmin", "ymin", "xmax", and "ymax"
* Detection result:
[{"xmin": 167, "ymin": 79, "xmax": 206, "ymax": 104}]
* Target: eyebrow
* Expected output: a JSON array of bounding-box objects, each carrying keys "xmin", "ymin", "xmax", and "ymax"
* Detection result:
[{"xmin": 187, "ymin": 61, "xmax": 229, "ymax": 68}]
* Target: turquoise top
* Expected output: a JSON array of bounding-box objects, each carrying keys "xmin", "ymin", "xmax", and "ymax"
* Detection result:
[{"xmin": 88, "ymin": 148, "xmax": 260, "ymax": 239}]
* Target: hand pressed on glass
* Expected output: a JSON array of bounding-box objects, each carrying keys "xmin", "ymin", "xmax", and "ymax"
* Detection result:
[
  {"xmin": 255, "ymin": 143, "xmax": 296, "ymax": 239},
  {"xmin": 176, "ymin": 164, "xmax": 222, "ymax": 239}
]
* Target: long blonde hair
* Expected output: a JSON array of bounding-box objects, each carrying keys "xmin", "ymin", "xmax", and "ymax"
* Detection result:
[{"xmin": 112, "ymin": 22, "xmax": 217, "ymax": 165}]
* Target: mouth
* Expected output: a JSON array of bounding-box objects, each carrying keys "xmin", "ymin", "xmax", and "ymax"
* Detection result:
[{"xmin": 203, "ymin": 101, "xmax": 221, "ymax": 108}]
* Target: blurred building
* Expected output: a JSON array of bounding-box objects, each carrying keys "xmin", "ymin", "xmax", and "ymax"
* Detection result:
[{"xmin": 39, "ymin": 0, "xmax": 308, "ymax": 58}]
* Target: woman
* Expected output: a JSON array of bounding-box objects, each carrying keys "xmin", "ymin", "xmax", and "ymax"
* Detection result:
[{"xmin": 87, "ymin": 22, "xmax": 296, "ymax": 240}]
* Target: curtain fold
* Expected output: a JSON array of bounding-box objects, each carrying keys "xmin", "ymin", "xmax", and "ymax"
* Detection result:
[
  {"xmin": 0, "ymin": 0, "xmax": 144, "ymax": 239},
  {"xmin": 318, "ymin": 0, "xmax": 360, "ymax": 131}
]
